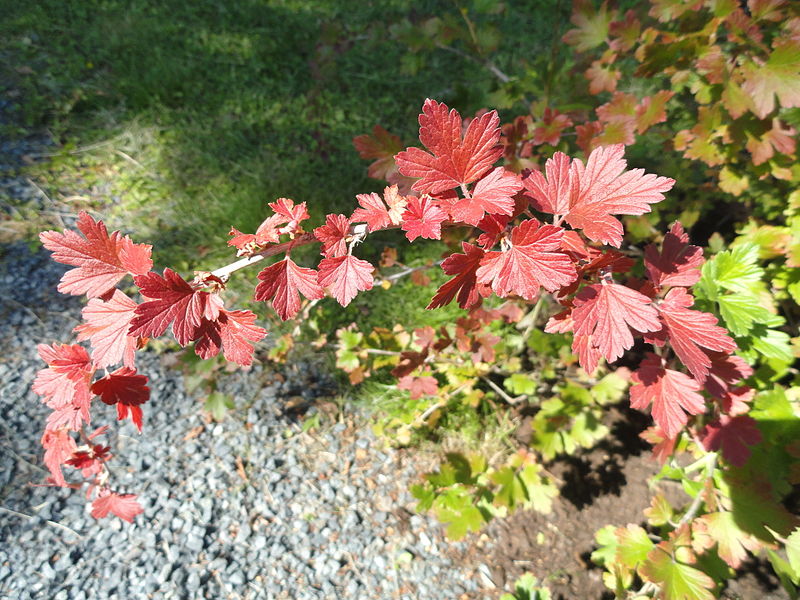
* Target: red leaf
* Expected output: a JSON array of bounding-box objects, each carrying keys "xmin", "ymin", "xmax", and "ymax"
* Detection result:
[
  {"xmin": 67, "ymin": 443, "xmax": 111, "ymax": 477},
  {"xmin": 571, "ymin": 281, "xmax": 661, "ymax": 364},
  {"xmin": 254, "ymin": 258, "xmax": 324, "ymax": 321},
  {"xmin": 74, "ymin": 289, "xmax": 138, "ymax": 369},
  {"xmin": 568, "ymin": 145, "xmax": 674, "ymax": 246},
  {"xmin": 524, "ymin": 146, "xmax": 674, "ymax": 246},
  {"xmin": 353, "ymin": 125, "xmax": 405, "ymax": 181},
  {"xmin": 657, "ymin": 288, "xmax": 737, "ymax": 382},
  {"xmin": 91, "ymin": 491, "xmax": 144, "ymax": 522},
  {"xmin": 395, "ymin": 99, "xmax": 503, "ymax": 194},
  {"xmin": 351, "ymin": 185, "xmax": 407, "ymax": 232},
  {"xmin": 317, "ymin": 255, "xmax": 374, "ymax": 307},
  {"xmin": 40, "ymin": 428, "xmax": 77, "ymax": 486},
  {"xmin": 702, "ymin": 415, "xmax": 763, "ymax": 467},
  {"xmin": 39, "ymin": 211, "xmax": 153, "ymax": 298},
  {"xmin": 314, "ymin": 214, "xmax": 351, "ymax": 258},
  {"xmin": 269, "ymin": 198, "xmax": 310, "ymax": 228},
  {"xmin": 631, "ymin": 353, "xmax": 706, "ymax": 438},
  {"xmin": 33, "ymin": 343, "xmax": 94, "ymax": 413},
  {"xmin": 523, "ymin": 152, "xmax": 573, "ymax": 215},
  {"xmin": 644, "ymin": 222, "xmax": 704, "ymax": 288},
  {"xmin": 428, "ymin": 242, "xmax": 488, "ymax": 310},
  {"xmin": 91, "ymin": 367, "xmax": 150, "ymax": 432},
  {"xmin": 447, "ymin": 167, "xmax": 521, "ymax": 226},
  {"xmin": 476, "ymin": 219, "xmax": 577, "ymax": 301},
  {"xmin": 194, "ymin": 309, "xmax": 267, "ymax": 367},
  {"xmin": 228, "ymin": 214, "xmax": 283, "ymax": 253},
  {"xmin": 401, "ymin": 195, "xmax": 447, "ymax": 242},
  {"xmin": 573, "ymin": 334, "xmax": 604, "ymax": 375},
  {"xmin": 129, "ymin": 269, "xmax": 217, "ymax": 346},
  {"xmin": 640, "ymin": 426, "xmax": 678, "ymax": 464},
  {"xmin": 398, "ymin": 373, "xmax": 439, "ymax": 400},
  {"xmin": 532, "ymin": 108, "xmax": 573, "ymax": 146},
  {"xmin": 704, "ymin": 351, "xmax": 753, "ymax": 400}
]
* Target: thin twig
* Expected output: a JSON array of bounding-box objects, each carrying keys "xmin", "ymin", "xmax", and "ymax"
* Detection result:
[
  {"xmin": 27, "ymin": 136, "xmax": 123, "ymax": 159},
  {"xmin": 0, "ymin": 506, "xmax": 84, "ymax": 538},
  {"xmin": 480, "ymin": 375, "xmax": 523, "ymax": 405},
  {"xmin": 210, "ymin": 232, "xmax": 317, "ymax": 280},
  {"xmin": 0, "ymin": 294, "xmax": 47, "ymax": 329},
  {"xmin": 435, "ymin": 43, "xmax": 511, "ymax": 83},
  {"xmin": 678, "ymin": 453, "xmax": 717, "ymax": 527}
]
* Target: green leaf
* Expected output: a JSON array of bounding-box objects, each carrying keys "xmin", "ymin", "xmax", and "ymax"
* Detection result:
[
  {"xmin": 747, "ymin": 326, "xmax": 793, "ymax": 362},
  {"xmin": 704, "ymin": 244, "xmax": 763, "ymax": 295},
  {"xmin": 767, "ymin": 549, "xmax": 800, "ymax": 597},
  {"xmin": 562, "ymin": 1, "xmax": 615, "ymax": 52},
  {"xmin": 640, "ymin": 547, "xmax": 715, "ymax": 600},
  {"xmin": 720, "ymin": 472, "xmax": 799, "ymax": 541},
  {"xmin": 717, "ymin": 294, "xmax": 774, "ymax": 336},
  {"xmin": 204, "ymin": 392, "xmax": 233, "ymax": 421},
  {"xmin": 491, "ymin": 466, "xmax": 527, "ymax": 510},
  {"xmin": 505, "ymin": 373, "xmax": 536, "ymax": 395},
  {"xmin": 501, "ymin": 573, "xmax": 552, "ymax": 600},
  {"xmin": 591, "ymin": 372, "xmax": 629, "ymax": 405},
  {"xmin": 616, "ymin": 524, "xmax": 655, "ymax": 570},
  {"xmin": 518, "ymin": 464, "xmax": 558, "ymax": 514},
  {"xmin": 301, "ymin": 412, "xmax": 321, "ymax": 433},
  {"xmin": 410, "ymin": 484, "xmax": 436, "ymax": 511},
  {"xmin": 434, "ymin": 488, "xmax": 486, "ymax": 540},
  {"xmin": 786, "ymin": 527, "xmax": 800, "ymax": 579},
  {"xmin": 591, "ymin": 525, "xmax": 620, "ymax": 567}
]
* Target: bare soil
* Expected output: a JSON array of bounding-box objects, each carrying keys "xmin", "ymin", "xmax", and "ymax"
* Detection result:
[{"xmin": 450, "ymin": 406, "xmax": 790, "ymax": 599}]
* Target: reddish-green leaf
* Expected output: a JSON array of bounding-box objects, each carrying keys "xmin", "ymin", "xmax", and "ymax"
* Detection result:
[
  {"xmin": 353, "ymin": 125, "xmax": 405, "ymax": 181},
  {"xmin": 562, "ymin": 0, "xmax": 615, "ymax": 51},
  {"xmin": 693, "ymin": 512, "xmax": 762, "ymax": 569},
  {"xmin": 742, "ymin": 40, "xmax": 800, "ymax": 119}
]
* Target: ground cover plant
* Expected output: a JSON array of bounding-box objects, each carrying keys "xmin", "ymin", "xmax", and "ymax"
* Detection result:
[{"xmin": 4, "ymin": 0, "xmax": 800, "ymax": 598}]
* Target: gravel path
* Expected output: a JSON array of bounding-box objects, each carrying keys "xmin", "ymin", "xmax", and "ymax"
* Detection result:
[{"xmin": 0, "ymin": 132, "xmax": 487, "ymax": 599}]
